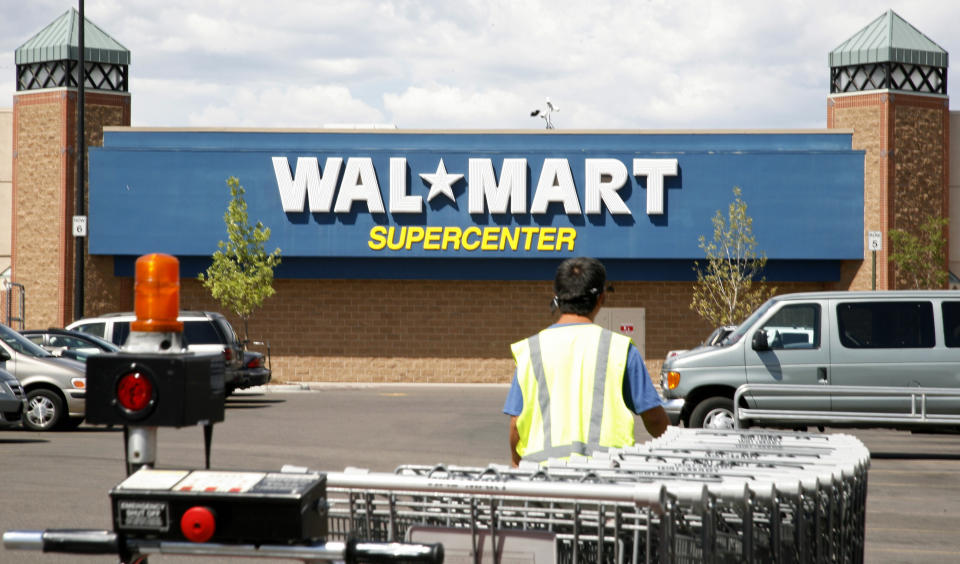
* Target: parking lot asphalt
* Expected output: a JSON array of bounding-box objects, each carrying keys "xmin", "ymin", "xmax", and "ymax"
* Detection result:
[{"xmin": 1, "ymin": 383, "xmax": 959, "ymax": 563}]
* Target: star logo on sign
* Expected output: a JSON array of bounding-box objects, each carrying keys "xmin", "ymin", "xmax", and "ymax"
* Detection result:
[{"xmin": 420, "ymin": 159, "xmax": 463, "ymax": 204}]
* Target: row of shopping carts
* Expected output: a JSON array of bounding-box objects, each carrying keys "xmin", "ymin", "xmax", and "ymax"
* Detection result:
[{"xmin": 323, "ymin": 428, "xmax": 870, "ymax": 563}]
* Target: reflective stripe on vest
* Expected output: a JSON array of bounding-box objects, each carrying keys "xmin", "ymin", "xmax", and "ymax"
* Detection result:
[{"xmin": 511, "ymin": 325, "xmax": 634, "ymax": 462}]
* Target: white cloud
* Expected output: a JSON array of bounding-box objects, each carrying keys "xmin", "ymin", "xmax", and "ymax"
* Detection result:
[
  {"xmin": 383, "ymin": 86, "xmax": 528, "ymax": 129},
  {"xmin": 182, "ymin": 84, "xmax": 384, "ymax": 128},
  {"xmin": 2, "ymin": 0, "xmax": 959, "ymax": 130}
]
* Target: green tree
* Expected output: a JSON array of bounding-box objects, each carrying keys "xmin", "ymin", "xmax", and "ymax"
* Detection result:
[
  {"xmin": 691, "ymin": 187, "xmax": 776, "ymax": 327},
  {"xmin": 199, "ymin": 176, "xmax": 282, "ymax": 342},
  {"xmin": 889, "ymin": 215, "xmax": 949, "ymax": 289}
]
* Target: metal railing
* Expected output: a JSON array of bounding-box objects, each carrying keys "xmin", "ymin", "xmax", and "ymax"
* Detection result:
[
  {"xmin": 2, "ymin": 281, "xmax": 25, "ymax": 330},
  {"xmin": 734, "ymin": 383, "xmax": 960, "ymax": 429}
]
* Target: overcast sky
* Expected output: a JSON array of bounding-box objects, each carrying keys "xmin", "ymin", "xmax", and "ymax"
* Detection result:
[{"xmin": 2, "ymin": 0, "xmax": 958, "ymax": 130}]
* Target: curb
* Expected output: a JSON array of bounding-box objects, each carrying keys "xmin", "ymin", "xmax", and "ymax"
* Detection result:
[{"xmin": 232, "ymin": 382, "xmax": 511, "ymax": 394}]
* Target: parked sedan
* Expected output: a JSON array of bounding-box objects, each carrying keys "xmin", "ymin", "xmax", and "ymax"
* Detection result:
[
  {"xmin": 21, "ymin": 328, "xmax": 120, "ymax": 362},
  {"xmin": 0, "ymin": 324, "xmax": 86, "ymax": 431},
  {"xmin": 232, "ymin": 350, "xmax": 272, "ymax": 394}
]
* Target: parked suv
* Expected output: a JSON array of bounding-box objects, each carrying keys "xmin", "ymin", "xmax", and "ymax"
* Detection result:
[{"xmin": 67, "ymin": 311, "xmax": 244, "ymax": 392}]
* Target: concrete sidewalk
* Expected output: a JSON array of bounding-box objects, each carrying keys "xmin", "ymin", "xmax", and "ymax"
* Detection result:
[{"xmin": 233, "ymin": 381, "xmax": 511, "ymax": 394}]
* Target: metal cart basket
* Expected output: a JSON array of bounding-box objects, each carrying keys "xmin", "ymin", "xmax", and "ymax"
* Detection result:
[{"xmin": 325, "ymin": 428, "xmax": 869, "ymax": 564}]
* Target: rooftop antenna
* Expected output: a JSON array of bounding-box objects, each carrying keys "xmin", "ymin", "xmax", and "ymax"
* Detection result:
[{"xmin": 530, "ymin": 97, "xmax": 558, "ymax": 129}]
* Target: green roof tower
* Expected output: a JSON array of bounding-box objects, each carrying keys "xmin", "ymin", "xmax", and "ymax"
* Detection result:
[
  {"xmin": 15, "ymin": 8, "xmax": 129, "ymax": 92},
  {"xmin": 829, "ymin": 10, "xmax": 947, "ymax": 95}
]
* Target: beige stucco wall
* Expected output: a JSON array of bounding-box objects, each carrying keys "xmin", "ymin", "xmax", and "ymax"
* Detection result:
[{"xmin": 0, "ymin": 108, "xmax": 10, "ymax": 275}]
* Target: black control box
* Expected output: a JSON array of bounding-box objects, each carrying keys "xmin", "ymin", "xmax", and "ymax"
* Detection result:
[
  {"xmin": 109, "ymin": 468, "xmax": 328, "ymax": 544},
  {"xmin": 86, "ymin": 352, "xmax": 225, "ymax": 427}
]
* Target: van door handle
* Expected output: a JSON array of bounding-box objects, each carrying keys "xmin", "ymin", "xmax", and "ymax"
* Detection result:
[{"xmin": 817, "ymin": 367, "xmax": 828, "ymax": 383}]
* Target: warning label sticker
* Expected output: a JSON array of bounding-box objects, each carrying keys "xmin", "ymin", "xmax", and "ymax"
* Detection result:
[
  {"xmin": 118, "ymin": 500, "xmax": 169, "ymax": 531},
  {"xmin": 116, "ymin": 469, "xmax": 190, "ymax": 491},
  {"xmin": 174, "ymin": 471, "xmax": 266, "ymax": 493}
]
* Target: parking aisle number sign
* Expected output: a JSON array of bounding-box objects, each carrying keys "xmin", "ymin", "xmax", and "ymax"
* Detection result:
[
  {"xmin": 868, "ymin": 231, "xmax": 881, "ymax": 251},
  {"xmin": 73, "ymin": 215, "xmax": 87, "ymax": 238}
]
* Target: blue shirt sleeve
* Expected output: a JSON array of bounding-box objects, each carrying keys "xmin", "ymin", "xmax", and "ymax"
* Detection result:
[
  {"xmin": 622, "ymin": 344, "xmax": 664, "ymax": 414},
  {"xmin": 503, "ymin": 370, "xmax": 523, "ymax": 416}
]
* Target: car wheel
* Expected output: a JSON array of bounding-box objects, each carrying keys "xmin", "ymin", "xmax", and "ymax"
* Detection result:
[
  {"xmin": 689, "ymin": 396, "xmax": 736, "ymax": 429},
  {"xmin": 23, "ymin": 389, "xmax": 64, "ymax": 431}
]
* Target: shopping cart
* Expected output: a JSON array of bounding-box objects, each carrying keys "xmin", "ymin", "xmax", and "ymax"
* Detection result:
[{"xmin": 324, "ymin": 428, "xmax": 869, "ymax": 564}]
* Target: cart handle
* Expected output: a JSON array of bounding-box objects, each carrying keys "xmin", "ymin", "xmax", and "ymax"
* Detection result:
[{"xmin": 4, "ymin": 530, "xmax": 444, "ymax": 564}]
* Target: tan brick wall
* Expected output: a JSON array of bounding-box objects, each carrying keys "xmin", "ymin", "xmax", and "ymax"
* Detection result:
[
  {"xmin": 890, "ymin": 95, "xmax": 949, "ymax": 288},
  {"xmin": 81, "ymin": 94, "xmax": 131, "ymax": 318},
  {"xmin": 828, "ymin": 92, "xmax": 949, "ymax": 290},
  {"xmin": 102, "ymin": 277, "xmax": 828, "ymax": 385},
  {"xmin": 827, "ymin": 94, "xmax": 885, "ymax": 290},
  {"xmin": 12, "ymin": 89, "xmax": 130, "ymax": 329}
]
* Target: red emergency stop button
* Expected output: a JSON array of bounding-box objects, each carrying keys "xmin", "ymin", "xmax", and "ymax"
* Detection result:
[{"xmin": 180, "ymin": 506, "xmax": 216, "ymax": 543}]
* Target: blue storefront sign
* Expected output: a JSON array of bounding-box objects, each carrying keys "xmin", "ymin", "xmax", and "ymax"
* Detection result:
[{"xmin": 89, "ymin": 130, "xmax": 863, "ymax": 281}]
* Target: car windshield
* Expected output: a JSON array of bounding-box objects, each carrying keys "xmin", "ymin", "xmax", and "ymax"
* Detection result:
[
  {"xmin": 723, "ymin": 299, "xmax": 777, "ymax": 345},
  {"xmin": 703, "ymin": 327, "xmax": 727, "ymax": 346},
  {"xmin": 215, "ymin": 319, "xmax": 239, "ymax": 345},
  {"xmin": 0, "ymin": 325, "xmax": 54, "ymax": 357},
  {"xmin": 712, "ymin": 327, "xmax": 736, "ymax": 346},
  {"xmin": 72, "ymin": 332, "xmax": 121, "ymax": 352}
]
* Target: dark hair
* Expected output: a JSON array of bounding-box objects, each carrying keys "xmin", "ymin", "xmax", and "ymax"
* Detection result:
[{"xmin": 553, "ymin": 257, "xmax": 606, "ymax": 316}]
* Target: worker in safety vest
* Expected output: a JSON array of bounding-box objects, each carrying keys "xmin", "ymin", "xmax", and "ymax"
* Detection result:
[{"xmin": 504, "ymin": 257, "xmax": 669, "ymax": 466}]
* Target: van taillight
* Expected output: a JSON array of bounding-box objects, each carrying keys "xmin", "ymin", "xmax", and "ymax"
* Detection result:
[
  {"xmin": 223, "ymin": 347, "xmax": 232, "ymax": 362},
  {"xmin": 246, "ymin": 356, "xmax": 261, "ymax": 369}
]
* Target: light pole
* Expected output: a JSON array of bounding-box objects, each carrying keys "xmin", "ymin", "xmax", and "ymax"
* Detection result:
[{"xmin": 74, "ymin": 0, "xmax": 86, "ymax": 321}]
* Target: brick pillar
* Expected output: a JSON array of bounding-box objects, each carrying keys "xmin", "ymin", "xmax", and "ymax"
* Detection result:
[
  {"xmin": 828, "ymin": 93, "xmax": 950, "ymax": 290},
  {"xmin": 12, "ymin": 89, "xmax": 130, "ymax": 328}
]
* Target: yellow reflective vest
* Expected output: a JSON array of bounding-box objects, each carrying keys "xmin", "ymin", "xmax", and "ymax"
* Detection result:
[{"xmin": 511, "ymin": 324, "xmax": 635, "ymax": 462}]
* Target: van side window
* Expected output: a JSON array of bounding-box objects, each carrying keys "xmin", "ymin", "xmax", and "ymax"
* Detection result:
[
  {"xmin": 837, "ymin": 301, "xmax": 934, "ymax": 349},
  {"xmin": 943, "ymin": 302, "xmax": 960, "ymax": 348},
  {"xmin": 183, "ymin": 321, "xmax": 223, "ymax": 345},
  {"xmin": 761, "ymin": 304, "xmax": 820, "ymax": 349}
]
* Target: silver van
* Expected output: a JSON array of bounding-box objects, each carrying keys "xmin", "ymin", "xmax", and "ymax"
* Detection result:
[
  {"xmin": 661, "ymin": 291, "xmax": 960, "ymax": 430},
  {"xmin": 0, "ymin": 324, "xmax": 86, "ymax": 431}
]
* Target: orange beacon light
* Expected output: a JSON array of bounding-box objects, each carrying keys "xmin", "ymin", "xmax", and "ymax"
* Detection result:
[{"xmin": 132, "ymin": 253, "xmax": 183, "ymax": 333}]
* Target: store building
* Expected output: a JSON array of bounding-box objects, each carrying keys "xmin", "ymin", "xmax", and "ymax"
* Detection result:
[{"xmin": 7, "ymin": 9, "xmax": 955, "ymax": 383}]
